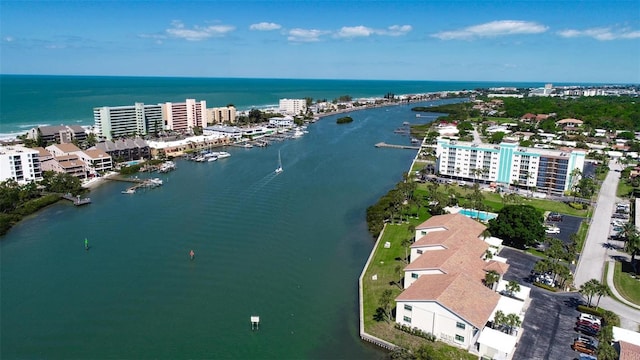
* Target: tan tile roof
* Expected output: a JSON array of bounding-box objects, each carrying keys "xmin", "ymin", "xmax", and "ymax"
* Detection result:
[
  {"xmin": 32, "ymin": 147, "xmax": 51, "ymax": 157},
  {"xmin": 405, "ymin": 244, "xmax": 488, "ymax": 281},
  {"xmin": 84, "ymin": 149, "xmax": 111, "ymax": 159},
  {"xmin": 50, "ymin": 143, "xmax": 82, "ymax": 153},
  {"xmin": 412, "ymin": 227, "xmax": 487, "ymax": 251},
  {"xmin": 620, "ymin": 341, "xmax": 640, "ymax": 360},
  {"xmin": 416, "ymin": 213, "xmax": 486, "ymax": 234},
  {"xmin": 556, "ymin": 118, "xmax": 583, "ymax": 125},
  {"xmin": 396, "ymin": 273, "xmax": 500, "ymax": 329},
  {"xmin": 483, "ymin": 260, "xmax": 510, "ymax": 275}
]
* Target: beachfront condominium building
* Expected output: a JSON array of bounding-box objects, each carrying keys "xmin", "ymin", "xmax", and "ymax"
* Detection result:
[
  {"xmin": 435, "ymin": 138, "xmax": 586, "ymax": 194},
  {"xmin": 94, "ymin": 103, "xmax": 163, "ymax": 140},
  {"xmin": 0, "ymin": 145, "xmax": 42, "ymax": 184},
  {"xmin": 207, "ymin": 106, "xmax": 237, "ymax": 125},
  {"xmin": 279, "ymin": 99, "xmax": 307, "ymax": 116},
  {"xmin": 162, "ymin": 99, "xmax": 207, "ymax": 132}
]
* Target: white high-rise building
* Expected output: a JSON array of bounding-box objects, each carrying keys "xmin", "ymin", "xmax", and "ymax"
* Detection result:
[
  {"xmin": 94, "ymin": 103, "xmax": 163, "ymax": 140},
  {"xmin": 279, "ymin": 99, "xmax": 307, "ymax": 116},
  {"xmin": 436, "ymin": 138, "xmax": 585, "ymax": 194},
  {"xmin": 0, "ymin": 145, "xmax": 42, "ymax": 184}
]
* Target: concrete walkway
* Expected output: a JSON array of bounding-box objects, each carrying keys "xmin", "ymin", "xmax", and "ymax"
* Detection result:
[{"xmin": 573, "ymin": 160, "xmax": 640, "ymax": 330}]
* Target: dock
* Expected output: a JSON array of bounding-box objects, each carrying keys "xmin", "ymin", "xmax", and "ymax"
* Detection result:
[
  {"xmin": 62, "ymin": 193, "xmax": 91, "ymax": 206},
  {"xmin": 375, "ymin": 142, "xmax": 420, "ymax": 150}
]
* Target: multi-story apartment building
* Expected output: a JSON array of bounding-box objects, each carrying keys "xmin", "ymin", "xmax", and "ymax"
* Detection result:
[
  {"xmin": 435, "ymin": 138, "xmax": 585, "ymax": 194},
  {"xmin": 27, "ymin": 125, "xmax": 87, "ymax": 144},
  {"xmin": 207, "ymin": 106, "xmax": 237, "ymax": 125},
  {"xmin": 0, "ymin": 145, "xmax": 42, "ymax": 183},
  {"xmin": 279, "ymin": 98, "xmax": 307, "ymax": 116},
  {"xmin": 92, "ymin": 138, "xmax": 150, "ymax": 162},
  {"xmin": 162, "ymin": 99, "xmax": 207, "ymax": 132},
  {"xmin": 94, "ymin": 103, "xmax": 163, "ymax": 140}
]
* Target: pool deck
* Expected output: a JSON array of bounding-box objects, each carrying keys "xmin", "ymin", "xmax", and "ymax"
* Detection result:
[{"xmin": 445, "ymin": 206, "xmax": 497, "ymax": 221}]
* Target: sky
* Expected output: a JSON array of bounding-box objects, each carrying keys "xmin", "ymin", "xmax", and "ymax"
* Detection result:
[{"xmin": 1, "ymin": 0, "xmax": 639, "ymax": 83}]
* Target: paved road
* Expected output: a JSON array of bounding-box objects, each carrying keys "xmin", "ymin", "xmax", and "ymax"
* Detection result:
[{"xmin": 573, "ymin": 160, "xmax": 640, "ymax": 330}]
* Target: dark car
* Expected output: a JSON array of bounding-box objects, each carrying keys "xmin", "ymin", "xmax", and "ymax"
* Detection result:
[
  {"xmin": 575, "ymin": 324, "xmax": 600, "ymax": 337},
  {"xmin": 548, "ymin": 212, "xmax": 563, "ymax": 222}
]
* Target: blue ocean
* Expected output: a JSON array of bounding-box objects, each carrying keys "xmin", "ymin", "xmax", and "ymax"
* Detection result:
[{"xmin": 0, "ymin": 74, "xmax": 554, "ymax": 138}]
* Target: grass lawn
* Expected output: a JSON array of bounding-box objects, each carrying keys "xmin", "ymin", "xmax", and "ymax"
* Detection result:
[
  {"xmin": 617, "ymin": 180, "xmax": 634, "ymax": 198},
  {"xmin": 613, "ymin": 261, "xmax": 640, "ymax": 306}
]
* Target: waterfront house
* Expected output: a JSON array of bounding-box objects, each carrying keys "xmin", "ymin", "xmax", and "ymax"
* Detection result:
[
  {"xmin": 396, "ymin": 213, "xmax": 528, "ymax": 358},
  {"xmin": 41, "ymin": 154, "xmax": 87, "ymax": 179},
  {"xmin": 93, "ymin": 138, "xmax": 150, "ymax": 162}
]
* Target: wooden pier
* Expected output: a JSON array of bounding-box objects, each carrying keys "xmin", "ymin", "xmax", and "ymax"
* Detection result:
[
  {"xmin": 374, "ymin": 142, "xmax": 420, "ymax": 150},
  {"xmin": 62, "ymin": 193, "xmax": 91, "ymax": 206}
]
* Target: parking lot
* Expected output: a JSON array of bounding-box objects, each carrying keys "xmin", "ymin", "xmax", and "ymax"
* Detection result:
[
  {"xmin": 544, "ymin": 214, "xmax": 585, "ymax": 246},
  {"xmin": 500, "ymin": 248, "xmax": 585, "ymax": 360}
]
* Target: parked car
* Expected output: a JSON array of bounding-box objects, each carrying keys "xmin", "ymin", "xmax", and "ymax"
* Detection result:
[
  {"xmin": 545, "ymin": 226, "xmax": 561, "ymax": 234},
  {"xmin": 572, "ymin": 338, "xmax": 598, "ymax": 355},
  {"xmin": 576, "ymin": 324, "xmax": 600, "ymax": 337},
  {"xmin": 579, "ymin": 313, "xmax": 602, "ymax": 326},
  {"xmin": 575, "ymin": 335, "xmax": 598, "ymax": 347},
  {"xmin": 576, "ymin": 319, "xmax": 601, "ymax": 330},
  {"xmin": 548, "ymin": 212, "xmax": 563, "ymax": 222},
  {"xmin": 578, "ymin": 354, "xmax": 597, "ymax": 360}
]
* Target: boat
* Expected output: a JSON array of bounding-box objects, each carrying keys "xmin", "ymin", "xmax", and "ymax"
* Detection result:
[
  {"xmin": 207, "ymin": 156, "xmax": 218, "ymax": 162},
  {"xmin": 122, "ymin": 188, "xmax": 136, "ymax": 194},
  {"xmin": 275, "ymin": 150, "xmax": 283, "ymax": 174},
  {"xmin": 148, "ymin": 178, "xmax": 163, "ymax": 186},
  {"xmin": 216, "ymin": 151, "xmax": 231, "ymax": 159},
  {"xmin": 292, "ymin": 128, "xmax": 305, "ymax": 138}
]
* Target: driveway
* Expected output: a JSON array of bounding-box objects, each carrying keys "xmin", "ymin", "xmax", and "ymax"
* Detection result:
[{"xmin": 499, "ymin": 248, "xmax": 583, "ymax": 360}]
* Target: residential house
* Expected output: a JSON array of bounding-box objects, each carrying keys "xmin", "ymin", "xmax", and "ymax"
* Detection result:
[
  {"xmin": 93, "ymin": 138, "xmax": 150, "ymax": 162},
  {"xmin": 27, "ymin": 125, "xmax": 87, "ymax": 144}
]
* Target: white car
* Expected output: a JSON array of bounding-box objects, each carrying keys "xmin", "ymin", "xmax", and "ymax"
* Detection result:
[
  {"xmin": 579, "ymin": 313, "xmax": 601, "ymax": 325},
  {"xmin": 545, "ymin": 226, "xmax": 560, "ymax": 234}
]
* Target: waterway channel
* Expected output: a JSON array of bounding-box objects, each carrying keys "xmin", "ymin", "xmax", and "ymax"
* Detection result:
[{"xmin": 1, "ymin": 101, "xmax": 453, "ymax": 359}]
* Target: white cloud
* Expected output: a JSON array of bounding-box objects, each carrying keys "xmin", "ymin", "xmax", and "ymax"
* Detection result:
[
  {"xmin": 335, "ymin": 26, "xmax": 374, "ymax": 38},
  {"xmin": 557, "ymin": 27, "xmax": 640, "ymax": 41},
  {"xmin": 382, "ymin": 25, "xmax": 412, "ymax": 36},
  {"xmin": 334, "ymin": 24, "xmax": 412, "ymax": 38},
  {"xmin": 249, "ymin": 22, "xmax": 282, "ymax": 31},
  {"xmin": 165, "ymin": 20, "xmax": 235, "ymax": 41},
  {"xmin": 432, "ymin": 20, "xmax": 548, "ymax": 40},
  {"xmin": 287, "ymin": 28, "xmax": 329, "ymax": 42},
  {"xmin": 4, "ymin": 36, "xmax": 15, "ymax": 42}
]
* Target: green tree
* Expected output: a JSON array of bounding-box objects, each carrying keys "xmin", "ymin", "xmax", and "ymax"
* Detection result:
[
  {"xmin": 624, "ymin": 231, "xmax": 640, "ymax": 274},
  {"xmin": 378, "ymin": 289, "xmax": 394, "ymax": 322},
  {"xmin": 579, "ymin": 279, "xmax": 600, "ymax": 307},
  {"xmin": 504, "ymin": 313, "xmax": 522, "ymax": 335},
  {"xmin": 401, "ymin": 238, "xmax": 412, "ymax": 264},
  {"xmin": 488, "ymin": 205, "xmax": 545, "ymax": 248},
  {"xmin": 484, "ymin": 270, "xmax": 500, "ymax": 290},
  {"xmin": 506, "ymin": 280, "xmax": 521, "ymax": 298},
  {"xmin": 594, "ymin": 282, "xmax": 611, "ymax": 308}
]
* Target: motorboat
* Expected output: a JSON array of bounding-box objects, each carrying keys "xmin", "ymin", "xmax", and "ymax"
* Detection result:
[{"xmin": 216, "ymin": 152, "xmax": 231, "ymax": 159}]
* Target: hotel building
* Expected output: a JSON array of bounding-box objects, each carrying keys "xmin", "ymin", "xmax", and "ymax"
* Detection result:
[
  {"xmin": 0, "ymin": 145, "xmax": 42, "ymax": 184},
  {"xmin": 279, "ymin": 99, "xmax": 307, "ymax": 116},
  {"xmin": 207, "ymin": 106, "xmax": 237, "ymax": 125},
  {"xmin": 94, "ymin": 103, "xmax": 163, "ymax": 140},
  {"xmin": 162, "ymin": 99, "xmax": 207, "ymax": 132},
  {"xmin": 435, "ymin": 138, "xmax": 586, "ymax": 194}
]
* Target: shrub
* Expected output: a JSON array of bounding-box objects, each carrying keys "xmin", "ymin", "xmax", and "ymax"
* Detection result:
[
  {"xmin": 533, "ymin": 282, "xmax": 558, "ymax": 292},
  {"xmin": 577, "ymin": 305, "xmax": 604, "ymax": 317},
  {"xmin": 13, "ymin": 194, "xmax": 61, "ymax": 216},
  {"xmin": 394, "ymin": 323, "xmax": 436, "ymax": 341}
]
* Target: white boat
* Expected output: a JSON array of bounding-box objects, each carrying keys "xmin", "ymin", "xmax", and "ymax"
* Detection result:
[
  {"xmin": 292, "ymin": 128, "xmax": 305, "ymax": 138},
  {"xmin": 275, "ymin": 150, "xmax": 283, "ymax": 174},
  {"xmin": 148, "ymin": 178, "xmax": 163, "ymax": 186},
  {"xmin": 122, "ymin": 188, "xmax": 136, "ymax": 194},
  {"xmin": 207, "ymin": 156, "xmax": 218, "ymax": 162},
  {"xmin": 216, "ymin": 151, "xmax": 231, "ymax": 159}
]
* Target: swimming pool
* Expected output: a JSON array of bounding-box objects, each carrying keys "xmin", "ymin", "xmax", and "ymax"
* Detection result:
[
  {"xmin": 125, "ymin": 160, "xmax": 141, "ymax": 166},
  {"xmin": 458, "ymin": 208, "xmax": 498, "ymax": 221}
]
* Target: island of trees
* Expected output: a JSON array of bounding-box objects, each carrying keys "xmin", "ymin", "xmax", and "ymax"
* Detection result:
[{"xmin": 336, "ymin": 116, "xmax": 353, "ymax": 124}]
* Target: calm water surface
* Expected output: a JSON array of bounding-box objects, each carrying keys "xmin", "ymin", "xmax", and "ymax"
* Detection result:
[{"xmin": 1, "ymin": 101, "xmax": 454, "ymax": 359}]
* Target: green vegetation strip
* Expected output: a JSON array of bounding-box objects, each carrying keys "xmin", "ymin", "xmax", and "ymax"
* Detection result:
[{"xmin": 612, "ymin": 261, "xmax": 640, "ymax": 306}]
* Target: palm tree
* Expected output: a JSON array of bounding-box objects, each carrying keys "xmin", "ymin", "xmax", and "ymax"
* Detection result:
[
  {"xmin": 505, "ymin": 313, "xmax": 522, "ymax": 335},
  {"xmin": 484, "ymin": 270, "xmax": 500, "ymax": 290},
  {"xmin": 506, "ymin": 280, "xmax": 521, "ymax": 298},
  {"xmin": 625, "ymin": 231, "xmax": 640, "ymax": 274},
  {"xmin": 594, "ymin": 282, "xmax": 611, "ymax": 308},
  {"xmin": 579, "ymin": 279, "xmax": 600, "ymax": 307},
  {"xmin": 492, "ymin": 310, "xmax": 505, "ymax": 330},
  {"xmin": 401, "ymin": 238, "xmax": 412, "ymax": 264}
]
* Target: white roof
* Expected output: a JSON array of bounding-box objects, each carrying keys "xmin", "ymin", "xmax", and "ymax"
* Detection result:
[
  {"xmin": 477, "ymin": 327, "xmax": 517, "ymax": 354},
  {"xmin": 485, "ymin": 236, "xmax": 503, "ymax": 248},
  {"xmin": 490, "ymin": 294, "xmax": 526, "ymax": 322},
  {"xmin": 496, "ymin": 280, "xmax": 531, "ymax": 302},
  {"xmin": 613, "ymin": 326, "xmax": 640, "ymax": 346}
]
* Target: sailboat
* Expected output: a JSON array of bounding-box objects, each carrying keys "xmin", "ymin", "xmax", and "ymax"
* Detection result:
[{"xmin": 275, "ymin": 150, "xmax": 283, "ymax": 174}]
